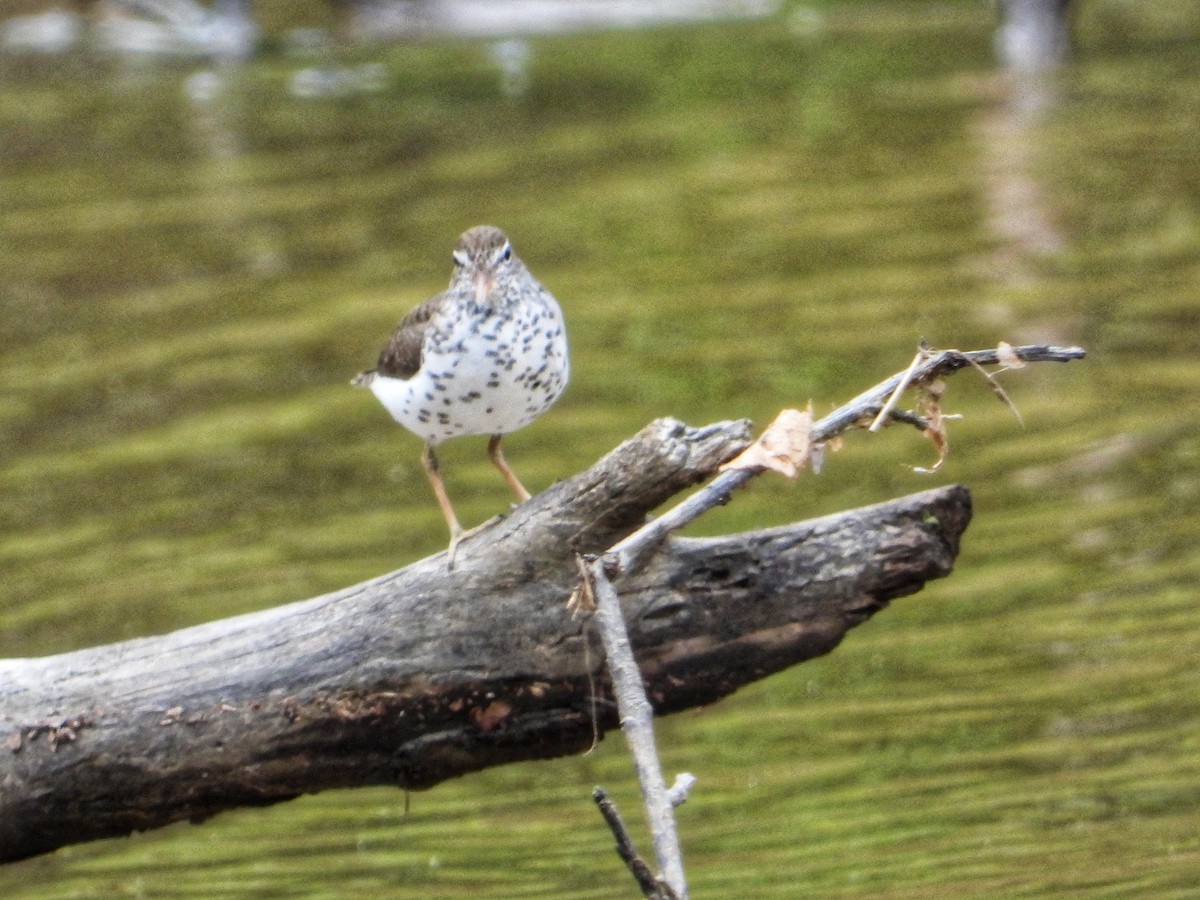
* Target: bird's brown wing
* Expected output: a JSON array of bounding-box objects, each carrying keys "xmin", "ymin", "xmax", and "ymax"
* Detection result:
[{"xmin": 374, "ymin": 291, "xmax": 450, "ymax": 380}]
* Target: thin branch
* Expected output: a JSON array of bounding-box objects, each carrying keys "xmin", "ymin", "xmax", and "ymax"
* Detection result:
[
  {"xmin": 815, "ymin": 343, "xmax": 1082, "ymax": 440},
  {"xmin": 869, "ymin": 347, "xmax": 925, "ymax": 432},
  {"xmin": 584, "ymin": 342, "xmax": 1084, "ymax": 899},
  {"xmin": 593, "ymin": 788, "xmax": 679, "ymax": 900},
  {"xmin": 962, "ymin": 352, "xmax": 1024, "ymax": 427},
  {"xmin": 588, "ymin": 559, "xmax": 688, "ymax": 898},
  {"xmin": 606, "ymin": 343, "xmax": 1084, "ymax": 574}
]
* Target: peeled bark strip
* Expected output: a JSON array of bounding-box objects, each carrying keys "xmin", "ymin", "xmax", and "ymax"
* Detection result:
[{"xmin": 0, "ymin": 419, "xmax": 970, "ymax": 863}]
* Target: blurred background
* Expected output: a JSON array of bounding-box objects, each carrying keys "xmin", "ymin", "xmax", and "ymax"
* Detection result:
[{"xmin": 0, "ymin": 0, "xmax": 1197, "ymax": 895}]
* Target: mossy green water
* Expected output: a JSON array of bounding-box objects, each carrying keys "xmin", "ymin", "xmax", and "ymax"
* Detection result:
[{"xmin": 2, "ymin": 1, "xmax": 1199, "ymax": 895}]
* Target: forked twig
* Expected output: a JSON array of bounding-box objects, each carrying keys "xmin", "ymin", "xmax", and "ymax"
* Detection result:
[
  {"xmin": 593, "ymin": 788, "xmax": 680, "ymax": 900},
  {"xmin": 603, "ymin": 343, "xmax": 1083, "ymax": 575},
  {"xmin": 581, "ymin": 341, "xmax": 1085, "ymax": 896},
  {"xmin": 585, "ymin": 558, "xmax": 689, "ymax": 898}
]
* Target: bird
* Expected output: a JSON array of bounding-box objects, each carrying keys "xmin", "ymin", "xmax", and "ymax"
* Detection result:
[{"xmin": 352, "ymin": 225, "xmax": 569, "ymax": 564}]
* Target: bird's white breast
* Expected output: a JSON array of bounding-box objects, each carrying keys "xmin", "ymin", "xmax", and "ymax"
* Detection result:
[{"xmin": 370, "ymin": 292, "xmax": 568, "ymax": 445}]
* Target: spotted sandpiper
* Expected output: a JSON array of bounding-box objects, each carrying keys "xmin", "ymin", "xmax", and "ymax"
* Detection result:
[{"xmin": 353, "ymin": 225, "xmax": 569, "ymax": 562}]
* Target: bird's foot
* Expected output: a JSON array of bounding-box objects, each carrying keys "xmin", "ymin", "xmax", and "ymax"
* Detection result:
[{"xmin": 444, "ymin": 515, "xmax": 504, "ymax": 570}]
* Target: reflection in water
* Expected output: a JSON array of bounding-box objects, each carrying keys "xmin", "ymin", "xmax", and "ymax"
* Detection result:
[
  {"xmin": 0, "ymin": 7, "xmax": 82, "ymax": 54},
  {"xmin": 489, "ymin": 38, "xmax": 530, "ymax": 98},
  {"xmin": 978, "ymin": 0, "xmax": 1071, "ymax": 275},
  {"xmin": 342, "ymin": 0, "xmax": 780, "ymax": 40},
  {"xmin": 95, "ymin": 0, "xmax": 259, "ymax": 59},
  {"xmin": 288, "ymin": 62, "xmax": 388, "ymax": 99},
  {"xmin": 995, "ymin": 0, "xmax": 1071, "ymax": 71},
  {"xmin": 0, "ymin": 0, "xmax": 259, "ymax": 59},
  {"xmin": 185, "ymin": 70, "xmax": 289, "ymax": 277},
  {"xmin": 3, "ymin": 0, "xmax": 775, "ymax": 103},
  {"xmin": 2, "ymin": 0, "xmax": 779, "ymax": 57},
  {"xmin": 973, "ymin": 69, "xmax": 1067, "ymax": 296}
]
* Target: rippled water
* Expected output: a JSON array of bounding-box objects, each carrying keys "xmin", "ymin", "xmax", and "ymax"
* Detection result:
[{"xmin": 1, "ymin": 1, "xmax": 1199, "ymax": 896}]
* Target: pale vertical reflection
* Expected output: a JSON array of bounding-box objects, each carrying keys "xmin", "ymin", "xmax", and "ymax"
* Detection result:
[
  {"xmin": 489, "ymin": 38, "xmax": 531, "ymax": 98},
  {"xmin": 975, "ymin": 0, "xmax": 1071, "ymax": 285},
  {"xmin": 995, "ymin": 0, "xmax": 1071, "ymax": 73},
  {"xmin": 973, "ymin": 70, "xmax": 1067, "ymax": 284},
  {"xmin": 184, "ymin": 71, "xmax": 288, "ymax": 278}
]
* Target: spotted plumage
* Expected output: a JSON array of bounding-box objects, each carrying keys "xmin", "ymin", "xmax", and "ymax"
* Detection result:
[{"xmin": 353, "ymin": 226, "xmax": 569, "ymax": 563}]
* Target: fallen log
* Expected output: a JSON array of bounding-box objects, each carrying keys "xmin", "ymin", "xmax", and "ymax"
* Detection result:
[{"xmin": 0, "ymin": 418, "xmax": 969, "ymax": 863}]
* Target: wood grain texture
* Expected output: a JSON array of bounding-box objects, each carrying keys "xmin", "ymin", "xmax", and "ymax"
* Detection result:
[{"xmin": 0, "ymin": 418, "xmax": 970, "ymax": 863}]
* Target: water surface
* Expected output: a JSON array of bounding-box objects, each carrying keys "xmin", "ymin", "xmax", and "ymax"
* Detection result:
[{"xmin": 1, "ymin": 1, "xmax": 1199, "ymax": 896}]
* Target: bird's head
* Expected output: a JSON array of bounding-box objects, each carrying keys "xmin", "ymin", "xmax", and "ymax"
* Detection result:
[{"xmin": 453, "ymin": 225, "xmax": 518, "ymax": 303}]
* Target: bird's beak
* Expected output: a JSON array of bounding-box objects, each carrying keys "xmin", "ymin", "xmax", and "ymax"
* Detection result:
[{"xmin": 473, "ymin": 269, "xmax": 493, "ymax": 303}]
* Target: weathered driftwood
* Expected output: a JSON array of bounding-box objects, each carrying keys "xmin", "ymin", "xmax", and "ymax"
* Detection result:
[{"xmin": 0, "ymin": 418, "xmax": 971, "ymax": 863}]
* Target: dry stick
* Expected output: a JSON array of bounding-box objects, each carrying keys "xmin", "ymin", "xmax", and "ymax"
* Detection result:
[
  {"xmin": 608, "ymin": 343, "xmax": 1085, "ymax": 574},
  {"xmin": 869, "ymin": 347, "xmax": 925, "ymax": 432},
  {"xmin": 593, "ymin": 788, "xmax": 679, "ymax": 900},
  {"xmin": 588, "ymin": 557, "xmax": 689, "ymax": 898},
  {"xmin": 586, "ymin": 342, "xmax": 1085, "ymax": 897}
]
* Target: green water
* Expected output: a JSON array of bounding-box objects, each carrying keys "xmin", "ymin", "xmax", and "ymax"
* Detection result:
[{"xmin": 2, "ymin": 1, "xmax": 1199, "ymax": 895}]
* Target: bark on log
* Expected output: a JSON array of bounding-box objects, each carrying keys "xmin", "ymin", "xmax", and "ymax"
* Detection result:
[{"xmin": 0, "ymin": 418, "xmax": 971, "ymax": 863}]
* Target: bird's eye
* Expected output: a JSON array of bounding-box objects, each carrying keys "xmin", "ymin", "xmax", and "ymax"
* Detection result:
[
  {"xmin": 453, "ymin": 250, "xmax": 469, "ymax": 267},
  {"xmin": 502, "ymin": 243, "xmax": 512, "ymax": 261}
]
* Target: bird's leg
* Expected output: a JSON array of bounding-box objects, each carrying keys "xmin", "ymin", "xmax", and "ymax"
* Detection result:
[
  {"xmin": 421, "ymin": 443, "xmax": 465, "ymax": 564},
  {"xmin": 488, "ymin": 434, "xmax": 532, "ymax": 502}
]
